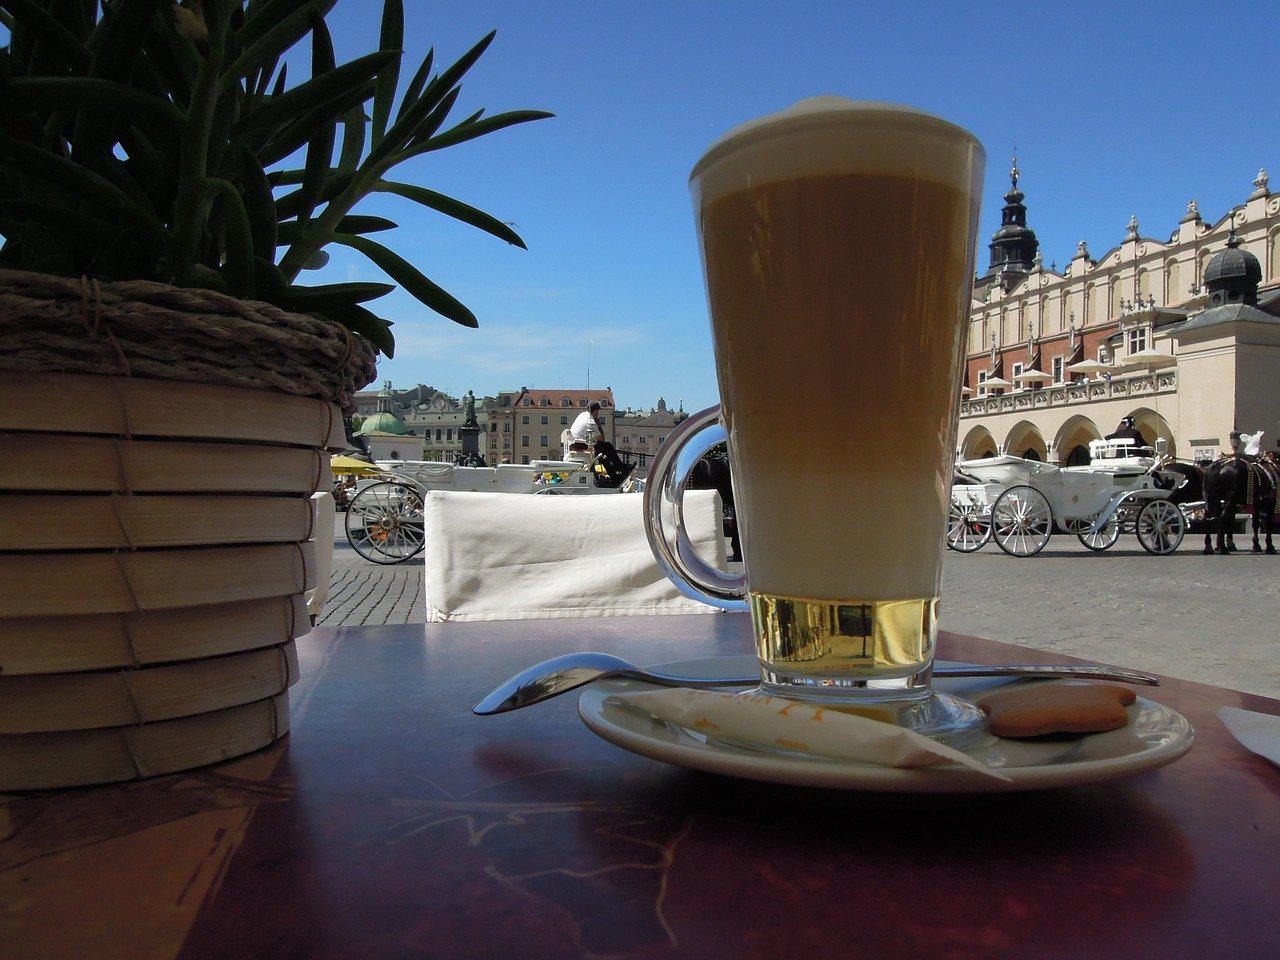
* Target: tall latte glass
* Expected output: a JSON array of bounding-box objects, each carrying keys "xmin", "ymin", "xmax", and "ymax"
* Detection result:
[{"xmin": 645, "ymin": 98, "xmax": 985, "ymax": 733}]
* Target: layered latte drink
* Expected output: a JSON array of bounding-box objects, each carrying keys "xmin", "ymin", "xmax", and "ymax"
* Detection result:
[{"xmin": 690, "ymin": 98, "xmax": 985, "ymax": 696}]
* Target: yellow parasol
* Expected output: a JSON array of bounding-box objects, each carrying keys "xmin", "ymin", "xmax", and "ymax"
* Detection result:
[{"xmin": 330, "ymin": 454, "xmax": 379, "ymax": 476}]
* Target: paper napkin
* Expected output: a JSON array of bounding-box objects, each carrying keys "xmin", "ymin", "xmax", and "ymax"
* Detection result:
[
  {"xmin": 614, "ymin": 688, "xmax": 1010, "ymax": 781},
  {"xmin": 1219, "ymin": 707, "xmax": 1280, "ymax": 768}
]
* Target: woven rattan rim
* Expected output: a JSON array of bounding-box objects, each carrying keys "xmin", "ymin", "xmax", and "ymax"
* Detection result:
[{"xmin": 0, "ymin": 270, "xmax": 378, "ymax": 409}]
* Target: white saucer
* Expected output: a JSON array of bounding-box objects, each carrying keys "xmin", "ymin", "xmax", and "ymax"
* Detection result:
[{"xmin": 577, "ymin": 655, "xmax": 1194, "ymax": 793}]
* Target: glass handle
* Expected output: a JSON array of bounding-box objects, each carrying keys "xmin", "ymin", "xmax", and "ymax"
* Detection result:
[{"xmin": 642, "ymin": 405, "xmax": 748, "ymax": 611}]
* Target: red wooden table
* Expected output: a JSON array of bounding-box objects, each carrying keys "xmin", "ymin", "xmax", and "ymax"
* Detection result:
[{"xmin": 3, "ymin": 615, "xmax": 1279, "ymax": 960}]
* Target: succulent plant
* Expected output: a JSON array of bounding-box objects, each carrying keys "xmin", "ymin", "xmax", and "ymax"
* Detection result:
[{"xmin": 0, "ymin": 0, "xmax": 553, "ymax": 356}]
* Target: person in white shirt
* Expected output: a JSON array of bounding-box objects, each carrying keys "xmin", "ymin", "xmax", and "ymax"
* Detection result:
[{"xmin": 569, "ymin": 402, "xmax": 603, "ymax": 452}]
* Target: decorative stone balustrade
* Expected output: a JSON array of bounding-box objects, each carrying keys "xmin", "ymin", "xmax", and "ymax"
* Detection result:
[{"xmin": 960, "ymin": 370, "xmax": 1177, "ymax": 418}]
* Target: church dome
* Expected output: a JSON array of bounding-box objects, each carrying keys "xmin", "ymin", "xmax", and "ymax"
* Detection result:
[
  {"xmin": 1204, "ymin": 236, "xmax": 1261, "ymax": 288},
  {"xmin": 357, "ymin": 411, "xmax": 409, "ymax": 436},
  {"xmin": 1203, "ymin": 229, "xmax": 1262, "ymax": 307}
]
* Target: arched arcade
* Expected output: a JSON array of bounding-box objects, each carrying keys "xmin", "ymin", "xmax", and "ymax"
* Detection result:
[
  {"xmin": 1053, "ymin": 415, "xmax": 1102, "ymax": 466},
  {"xmin": 960, "ymin": 425, "xmax": 998, "ymax": 461},
  {"xmin": 1003, "ymin": 420, "xmax": 1048, "ymax": 462}
]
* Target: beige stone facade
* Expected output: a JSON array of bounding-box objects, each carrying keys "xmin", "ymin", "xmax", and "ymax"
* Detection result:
[
  {"xmin": 614, "ymin": 398, "xmax": 686, "ymax": 475},
  {"xmin": 486, "ymin": 388, "xmax": 616, "ymax": 464},
  {"xmin": 959, "ymin": 168, "xmax": 1280, "ymax": 465}
]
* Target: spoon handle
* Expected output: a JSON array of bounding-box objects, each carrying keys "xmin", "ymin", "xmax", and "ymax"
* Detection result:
[
  {"xmin": 935, "ymin": 663, "xmax": 1159, "ymax": 686},
  {"xmin": 648, "ymin": 664, "xmax": 1159, "ymax": 687}
]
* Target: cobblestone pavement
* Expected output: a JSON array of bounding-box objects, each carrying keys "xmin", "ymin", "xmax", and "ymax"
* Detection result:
[
  {"xmin": 316, "ymin": 535, "xmax": 423, "ymax": 626},
  {"xmin": 320, "ymin": 529, "xmax": 1280, "ymax": 698},
  {"xmin": 941, "ymin": 538, "xmax": 1280, "ymax": 699}
]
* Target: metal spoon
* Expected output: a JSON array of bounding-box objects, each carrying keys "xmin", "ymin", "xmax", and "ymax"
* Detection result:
[{"xmin": 472, "ymin": 652, "xmax": 1159, "ymax": 716}]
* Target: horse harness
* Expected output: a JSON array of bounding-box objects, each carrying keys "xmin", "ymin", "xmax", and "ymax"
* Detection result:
[{"xmin": 1214, "ymin": 454, "xmax": 1280, "ymax": 509}]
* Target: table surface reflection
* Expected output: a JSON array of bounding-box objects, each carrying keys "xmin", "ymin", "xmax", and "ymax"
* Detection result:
[{"xmin": 2, "ymin": 615, "xmax": 1279, "ymax": 960}]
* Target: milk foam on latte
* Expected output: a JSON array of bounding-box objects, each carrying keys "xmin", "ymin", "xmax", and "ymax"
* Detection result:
[{"xmin": 692, "ymin": 98, "xmax": 984, "ymax": 604}]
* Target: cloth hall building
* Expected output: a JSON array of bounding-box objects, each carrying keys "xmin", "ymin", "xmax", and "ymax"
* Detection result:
[{"xmin": 959, "ymin": 164, "xmax": 1280, "ymax": 465}]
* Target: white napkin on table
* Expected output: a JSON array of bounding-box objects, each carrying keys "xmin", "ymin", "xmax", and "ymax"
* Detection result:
[
  {"xmin": 1219, "ymin": 707, "xmax": 1280, "ymax": 767},
  {"xmin": 419, "ymin": 489, "xmax": 725, "ymax": 622},
  {"xmin": 614, "ymin": 688, "xmax": 1010, "ymax": 781}
]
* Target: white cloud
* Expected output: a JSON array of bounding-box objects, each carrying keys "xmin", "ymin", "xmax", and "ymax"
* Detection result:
[{"xmin": 392, "ymin": 316, "xmax": 645, "ymax": 376}]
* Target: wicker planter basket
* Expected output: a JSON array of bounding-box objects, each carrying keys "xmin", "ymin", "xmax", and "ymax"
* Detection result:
[{"xmin": 0, "ymin": 270, "xmax": 376, "ymax": 790}]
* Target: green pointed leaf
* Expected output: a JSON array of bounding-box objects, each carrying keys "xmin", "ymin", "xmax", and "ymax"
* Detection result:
[
  {"xmin": 223, "ymin": 1, "xmax": 337, "ymax": 87},
  {"xmin": 337, "ymin": 105, "xmax": 367, "ymax": 172},
  {"xmin": 0, "ymin": 198, "xmax": 117, "ymax": 241},
  {"xmin": 299, "ymin": 299, "xmax": 395, "ymax": 356},
  {"xmin": 232, "ymin": 51, "xmax": 392, "ymax": 139},
  {"xmin": 276, "ymin": 214, "xmax": 395, "ymax": 244},
  {"xmin": 240, "ymin": 147, "xmax": 278, "ymax": 259},
  {"xmin": 238, "ymin": 0, "xmax": 331, "ymax": 50},
  {"xmin": 334, "ymin": 232, "xmax": 477, "ymax": 328},
  {"xmin": 375, "ymin": 30, "xmax": 494, "ymax": 159},
  {"xmin": 257, "ymin": 80, "xmax": 375, "ymax": 167},
  {"xmin": 270, "ymin": 281, "xmax": 396, "ymax": 306},
  {"xmin": 374, "ymin": 180, "xmax": 524, "ymax": 248},
  {"xmin": 402, "ymin": 110, "xmax": 554, "ymax": 159},
  {"xmin": 273, "ymin": 172, "xmax": 354, "ymax": 218},
  {"xmin": 370, "ymin": 0, "xmax": 403, "ymax": 146},
  {"xmin": 0, "ymin": 129, "xmax": 167, "ymax": 245},
  {"xmin": 392, "ymin": 85, "xmax": 459, "ymax": 153},
  {"xmin": 2, "ymin": 77, "xmax": 185, "ymax": 130},
  {"xmin": 395, "ymin": 48, "xmax": 433, "ymax": 121},
  {"xmin": 0, "ymin": 0, "xmax": 91, "ymax": 71},
  {"xmin": 294, "ymin": 11, "xmax": 337, "ymax": 226},
  {"xmin": 203, "ymin": 178, "xmax": 254, "ymax": 296}
]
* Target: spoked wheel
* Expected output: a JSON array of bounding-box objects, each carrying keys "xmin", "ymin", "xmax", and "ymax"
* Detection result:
[
  {"xmin": 1071, "ymin": 515, "xmax": 1121, "ymax": 552},
  {"xmin": 991, "ymin": 486, "xmax": 1053, "ymax": 557},
  {"xmin": 947, "ymin": 498, "xmax": 992, "ymax": 552},
  {"xmin": 1136, "ymin": 498, "xmax": 1187, "ymax": 555},
  {"xmin": 345, "ymin": 481, "xmax": 426, "ymax": 564}
]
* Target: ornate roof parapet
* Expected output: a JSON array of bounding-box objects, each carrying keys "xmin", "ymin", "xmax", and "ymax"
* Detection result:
[
  {"xmin": 1181, "ymin": 199, "xmax": 1201, "ymax": 223},
  {"xmin": 1125, "ymin": 215, "xmax": 1139, "ymax": 241},
  {"xmin": 1250, "ymin": 168, "xmax": 1270, "ymax": 201}
]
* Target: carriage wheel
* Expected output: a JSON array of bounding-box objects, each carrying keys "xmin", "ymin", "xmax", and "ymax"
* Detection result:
[
  {"xmin": 1136, "ymin": 499, "xmax": 1186, "ymax": 555},
  {"xmin": 947, "ymin": 499, "xmax": 991, "ymax": 552},
  {"xmin": 1075, "ymin": 515, "xmax": 1121, "ymax": 552},
  {"xmin": 345, "ymin": 481, "xmax": 426, "ymax": 564},
  {"xmin": 991, "ymin": 486, "xmax": 1053, "ymax": 557}
]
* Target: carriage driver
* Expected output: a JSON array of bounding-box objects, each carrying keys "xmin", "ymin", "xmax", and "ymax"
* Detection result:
[
  {"xmin": 568, "ymin": 402, "xmax": 603, "ymax": 455},
  {"xmin": 1106, "ymin": 417, "xmax": 1146, "ymax": 448}
]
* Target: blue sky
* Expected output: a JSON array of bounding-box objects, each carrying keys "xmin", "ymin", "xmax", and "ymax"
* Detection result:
[{"xmin": 316, "ymin": 0, "xmax": 1278, "ymax": 410}]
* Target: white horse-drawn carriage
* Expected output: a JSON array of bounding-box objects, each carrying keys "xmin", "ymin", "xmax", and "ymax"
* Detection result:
[
  {"xmin": 343, "ymin": 436, "xmax": 637, "ymax": 564},
  {"xmin": 947, "ymin": 438, "xmax": 1191, "ymax": 557}
]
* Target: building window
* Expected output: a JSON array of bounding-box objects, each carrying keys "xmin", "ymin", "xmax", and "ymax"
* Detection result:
[
  {"xmin": 521, "ymin": 455, "xmax": 530, "ymax": 464},
  {"xmin": 446, "ymin": 428, "xmax": 453, "ymax": 441},
  {"xmin": 577, "ymin": 398, "xmax": 587, "ymax": 407},
  {"xmin": 599, "ymin": 398, "xmax": 610, "ymax": 407},
  {"xmin": 658, "ymin": 436, "xmax": 666, "ymax": 444},
  {"xmin": 639, "ymin": 437, "xmax": 647, "ymax": 445},
  {"xmin": 521, "ymin": 436, "xmax": 529, "ymax": 446},
  {"xmin": 560, "ymin": 398, "xmax": 570, "ymax": 407},
  {"xmin": 541, "ymin": 415, "xmax": 548, "ymax": 425},
  {"xmin": 977, "ymin": 370, "xmax": 988, "ymax": 396},
  {"xmin": 1052, "ymin": 356, "xmax": 1064, "ymax": 383},
  {"xmin": 622, "ymin": 435, "xmax": 630, "ymax": 444},
  {"xmin": 561, "ymin": 416, "xmax": 568, "ymax": 425},
  {"xmin": 522, "ymin": 415, "xmax": 529, "ymax": 424},
  {"xmin": 435, "ymin": 429, "xmax": 442, "ymax": 442},
  {"xmin": 540, "ymin": 435, "xmax": 548, "ymax": 446},
  {"xmin": 504, "ymin": 422, "xmax": 510, "ymax": 432},
  {"xmin": 1127, "ymin": 327, "xmax": 1148, "ymax": 354},
  {"xmin": 1011, "ymin": 362, "xmax": 1023, "ymax": 386},
  {"xmin": 390, "ymin": 450, "xmax": 399, "ymax": 459}
]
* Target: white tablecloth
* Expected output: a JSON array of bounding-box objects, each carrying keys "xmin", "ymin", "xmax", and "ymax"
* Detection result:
[{"xmin": 421, "ymin": 490, "xmax": 725, "ymax": 621}]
